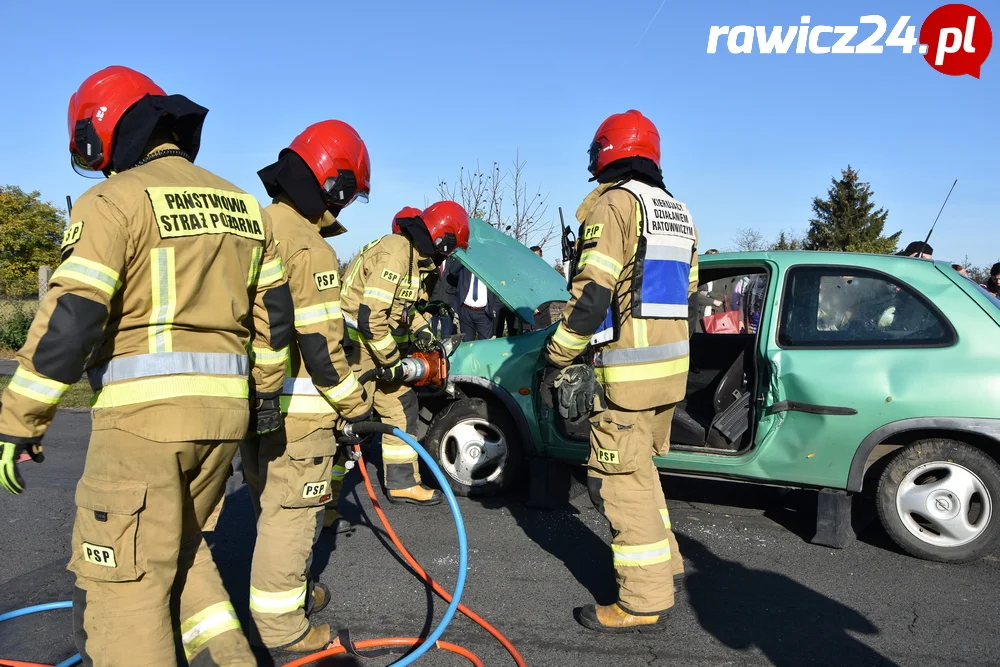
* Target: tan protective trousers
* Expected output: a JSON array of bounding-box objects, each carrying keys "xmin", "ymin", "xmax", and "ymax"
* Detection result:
[
  {"xmin": 241, "ymin": 428, "xmax": 336, "ymax": 648},
  {"xmin": 587, "ymin": 401, "xmax": 684, "ymax": 616},
  {"xmin": 349, "ymin": 346, "xmax": 422, "ymax": 490},
  {"xmin": 68, "ymin": 429, "xmax": 253, "ymax": 667}
]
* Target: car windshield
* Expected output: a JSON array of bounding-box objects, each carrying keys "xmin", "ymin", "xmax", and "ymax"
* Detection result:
[{"xmin": 973, "ymin": 283, "xmax": 1000, "ymax": 312}]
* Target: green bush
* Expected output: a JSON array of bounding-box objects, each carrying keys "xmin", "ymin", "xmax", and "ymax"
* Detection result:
[{"xmin": 0, "ymin": 303, "xmax": 36, "ymax": 351}]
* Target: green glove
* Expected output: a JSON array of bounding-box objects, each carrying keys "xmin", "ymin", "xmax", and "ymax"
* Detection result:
[
  {"xmin": 376, "ymin": 361, "xmax": 406, "ymax": 384},
  {"xmin": 0, "ymin": 440, "xmax": 43, "ymax": 495}
]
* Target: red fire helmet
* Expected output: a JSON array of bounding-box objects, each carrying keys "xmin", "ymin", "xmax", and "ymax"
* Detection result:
[
  {"xmin": 421, "ymin": 201, "xmax": 470, "ymax": 255},
  {"xmin": 285, "ymin": 120, "xmax": 371, "ymax": 208},
  {"xmin": 391, "ymin": 206, "xmax": 424, "ymax": 234},
  {"xmin": 68, "ymin": 66, "xmax": 166, "ymax": 173},
  {"xmin": 587, "ymin": 109, "xmax": 660, "ymax": 177}
]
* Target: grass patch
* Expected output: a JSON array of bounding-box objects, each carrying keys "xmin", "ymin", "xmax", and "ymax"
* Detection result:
[{"xmin": 0, "ymin": 374, "xmax": 93, "ymax": 409}]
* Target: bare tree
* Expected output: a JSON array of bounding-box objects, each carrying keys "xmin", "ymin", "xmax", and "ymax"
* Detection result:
[
  {"xmin": 436, "ymin": 152, "xmax": 554, "ymax": 248},
  {"xmin": 730, "ymin": 228, "xmax": 768, "ymax": 252}
]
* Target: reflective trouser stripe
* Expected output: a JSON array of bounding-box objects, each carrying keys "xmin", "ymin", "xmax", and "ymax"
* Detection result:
[
  {"xmin": 92, "ymin": 376, "xmax": 248, "ymax": 409},
  {"xmin": 294, "ymin": 301, "xmax": 342, "ymax": 328},
  {"xmin": 52, "ymin": 256, "xmax": 122, "ymax": 296},
  {"xmin": 148, "ymin": 248, "xmax": 176, "ymax": 353},
  {"xmin": 258, "ymin": 256, "xmax": 285, "ymax": 287},
  {"xmin": 8, "ymin": 367, "xmax": 69, "ymax": 405},
  {"xmin": 660, "ymin": 508, "xmax": 671, "ymax": 530},
  {"xmin": 612, "ymin": 538, "xmax": 672, "ymax": 567},
  {"xmin": 87, "ymin": 352, "xmax": 249, "ymax": 389},
  {"xmin": 594, "ymin": 340, "xmax": 688, "ymax": 367},
  {"xmin": 181, "ymin": 602, "xmax": 241, "ymax": 660},
  {"xmin": 363, "ymin": 287, "xmax": 394, "ymax": 304},
  {"xmin": 251, "ymin": 346, "xmax": 289, "ymax": 367},
  {"xmin": 578, "ymin": 249, "xmax": 623, "ymax": 280},
  {"xmin": 594, "ymin": 357, "xmax": 689, "ymax": 384},
  {"xmin": 247, "ymin": 246, "xmax": 263, "ymax": 286},
  {"xmin": 248, "ymin": 584, "xmax": 307, "ymax": 614},
  {"xmin": 382, "ymin": 442, "xmax": 417, "ymax": 463},
  {"xmin": 553, "ymin": 323, "xmax": 590, "ymax": 351}
]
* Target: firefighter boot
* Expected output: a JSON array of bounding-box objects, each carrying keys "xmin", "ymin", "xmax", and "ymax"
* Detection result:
[
  {"xmin": 282, "ymin": 623, "xmax": 332, "ymax": 653},
  {"xmin": 307, "ymin": 583, "xmax": 330, "ymax": 617},
  {"xmin": 387, "ymin": 484, "xmax": 443, "ymax": 506},
  {"xmin": 575, "ymin": 603, "xmax": 665, "ymax": 634}
]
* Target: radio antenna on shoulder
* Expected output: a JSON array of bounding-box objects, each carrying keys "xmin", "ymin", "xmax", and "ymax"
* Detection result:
[
  {"xmin": 920, "ymin": 179, "xmax": 957, "ymax": 257},
  {"xmin": 66, "ymin": 195, "xmax": 73, "ymax": 216}
]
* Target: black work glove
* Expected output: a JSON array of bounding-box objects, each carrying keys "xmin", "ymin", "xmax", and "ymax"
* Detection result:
[
  {"xmin": 0, "ymin": 439, "xmax": 43, "ymax": 496},
  {"xmin": 553, "ymin": 365, "xmax": 598, "ymax": 422},
  {"xmin": 251, "ymin": 396, "xmax": 283, "ymax": 435},
  {"xmin": 413, "ymin": 328, "xmax": 438, "ymax": 352},
  {"xmin": 540, "ymin": 363, "xmax": 562, "ymax": 410},
  {"xmin": 376, "ymin": 361, "xmax": 405, "ymax": 384}
]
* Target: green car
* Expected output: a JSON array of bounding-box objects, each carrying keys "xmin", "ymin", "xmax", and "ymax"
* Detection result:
[{"xmin": 417, "ymin": 219, "xmax": 1000, "ymax": 564}]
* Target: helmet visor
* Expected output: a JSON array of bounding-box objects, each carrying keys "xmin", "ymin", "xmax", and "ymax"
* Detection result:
[
  {"xmin": 71, "ymin": 153, "xmax": 104, "ymax": 179},
  {"xmin": 588, "ymin": 141, "xmax": 601, "ymax": 175}
]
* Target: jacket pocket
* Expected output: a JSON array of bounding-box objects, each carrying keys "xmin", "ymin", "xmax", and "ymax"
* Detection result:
[
  {"xmin": 280, "ymin": 435, "xmax": 336, "ymax": 509},
  {"xmin": 68, "ymin": 478, "xmax": 147, "ymax": 582},
  {"xmin": 588, "ymin": 411, "xmax": 640, "ymax": 475}
]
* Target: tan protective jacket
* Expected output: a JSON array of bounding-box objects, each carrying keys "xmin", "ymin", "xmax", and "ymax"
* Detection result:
[
  {"xmin": 250, "ymin": 198, "xmax": 368, "ymax": 442},
  {"xmin": 0, "ymin": 146, "xmax": 288, "ymax": 444},
  {"xmin": 545, "ymin": 183, "xmax": 698, "ymax": 411},
  {"xmin": 340, "ymin": 234, "xmax": 433, "ymax": 366}
]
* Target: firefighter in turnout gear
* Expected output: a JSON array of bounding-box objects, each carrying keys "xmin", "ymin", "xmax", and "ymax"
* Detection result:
[
  {"xmin": 333, "ymin": 201, "xmax": 469, "ymax": 507},
  {"xmin": 543, "ymin": 109, "xmax": 697, "ymax": 633},
  {"xmin": 0, "ymin": 66, "xmax": 292, "ymax": 665},
  {"xmin": 243, "ymin": 120, "xmax": 373, "ymax": 653}
]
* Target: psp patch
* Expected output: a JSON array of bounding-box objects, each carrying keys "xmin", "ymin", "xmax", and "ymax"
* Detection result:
[
  {"xmin": 582, "ymin": 224, "xmax": 603, "ymax": 241},
  {"xmin": 397, "ymin": 288, "xmax": 417, "ymax": 301},
  {"xmin": 61, "ymin": 222, "xmax": 84, "ymax": 250},
  {"xmin": 596, "ymin": 448, "xmax": 620, "ymax": 465},
  {"xmin": 302, "ymin": 481, "xmax": 329, "ymax": 500},
  {"xmin": 381, "ymin": 269, "xmax": 401, "ymax": 284},
  {"xmin": 82, "ymin": 542, "xmax": 117, "ymax": 568},
  {"xmin": 314, "ymin": 270, "xmax": 340, "ymax": 291}
]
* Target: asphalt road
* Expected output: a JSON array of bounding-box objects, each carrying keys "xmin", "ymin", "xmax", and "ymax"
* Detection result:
[{"xmin": 2, "ymin": 411, "xmax": 999, "ymax": 667}]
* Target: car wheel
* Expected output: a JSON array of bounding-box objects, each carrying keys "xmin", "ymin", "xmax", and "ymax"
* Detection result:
[
  {"xmin": 423, "ymin": 397, "xmax": 522, "ymax": 497},
  {"xmin": 876, "ymin": 439, "xmax": 1000, "ymax": 563}
]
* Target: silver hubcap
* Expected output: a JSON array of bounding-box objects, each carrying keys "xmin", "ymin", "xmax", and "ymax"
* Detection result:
[
  {"xmin": 439, "ymin": 418, "xmax": 508, "ymax": 487},
  {"xmin": 895, "ymin": 461, "xmax": 992, "ymax": 548}
]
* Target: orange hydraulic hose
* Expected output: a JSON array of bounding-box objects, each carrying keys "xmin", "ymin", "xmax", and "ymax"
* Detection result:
[
  {"xmin": 353, "ymin": 449, "xmax": 528, "ymax": 667},
  {"xmin": 281, "ymin": 638, "xmax": 484, "ymax": 667},
  {"xmin": 0, "ymin": 661, "xmax": 56, "ymax": 667}
]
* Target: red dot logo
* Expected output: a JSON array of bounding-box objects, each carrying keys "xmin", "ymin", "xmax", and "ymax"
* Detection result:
[{"xmin": 920, "ymin": 4, "xmax": 993, "ymax": 78}]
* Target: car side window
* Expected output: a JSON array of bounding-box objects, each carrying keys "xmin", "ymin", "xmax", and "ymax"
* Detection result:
[{"xmin": 778, "ymin": 267, "xmax": 954, "ymax": 348}]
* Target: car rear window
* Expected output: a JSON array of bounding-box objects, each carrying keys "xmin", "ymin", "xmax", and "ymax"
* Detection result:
[{"xmin": 778, "ymin": 266, "xmax": 955, "ymax": 348}]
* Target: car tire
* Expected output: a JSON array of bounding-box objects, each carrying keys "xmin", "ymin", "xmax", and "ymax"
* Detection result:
[
  {"xmin": 423, "ymin": 397, "xmax": 522, "ymax": 498},
  {"xmin": 876, "ymin": 439, "xmax": 1000, "ymax": 563}
]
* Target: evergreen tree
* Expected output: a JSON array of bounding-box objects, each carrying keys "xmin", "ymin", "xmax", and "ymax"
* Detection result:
[{"xmin": 804, "ymin": 166, "xmax": 900, "ymax": 254}]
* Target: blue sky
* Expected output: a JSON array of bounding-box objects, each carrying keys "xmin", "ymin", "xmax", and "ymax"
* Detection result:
[{"xmin": 3, "ymin": 0, "xmax": 996, "ymax": 266}]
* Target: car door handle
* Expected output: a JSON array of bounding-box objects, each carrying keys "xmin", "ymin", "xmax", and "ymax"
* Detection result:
[{"xmin": 768, "ymin": 401, "xmax": 857, "ymax": 416}]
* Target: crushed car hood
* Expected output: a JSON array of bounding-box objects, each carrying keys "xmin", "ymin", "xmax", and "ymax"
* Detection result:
[{"xmin": 452, "ymin": 218, "xmax": 570, "ymax": 322}]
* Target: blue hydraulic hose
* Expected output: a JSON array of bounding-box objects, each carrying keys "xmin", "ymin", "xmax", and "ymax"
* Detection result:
[
  {"xmin": 387, "ymin": 427, "xmax": 468, "ymax": 667},
  {"xmin": 0, "ymin": 600, "xmax": 81, "ymax": 666}
]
